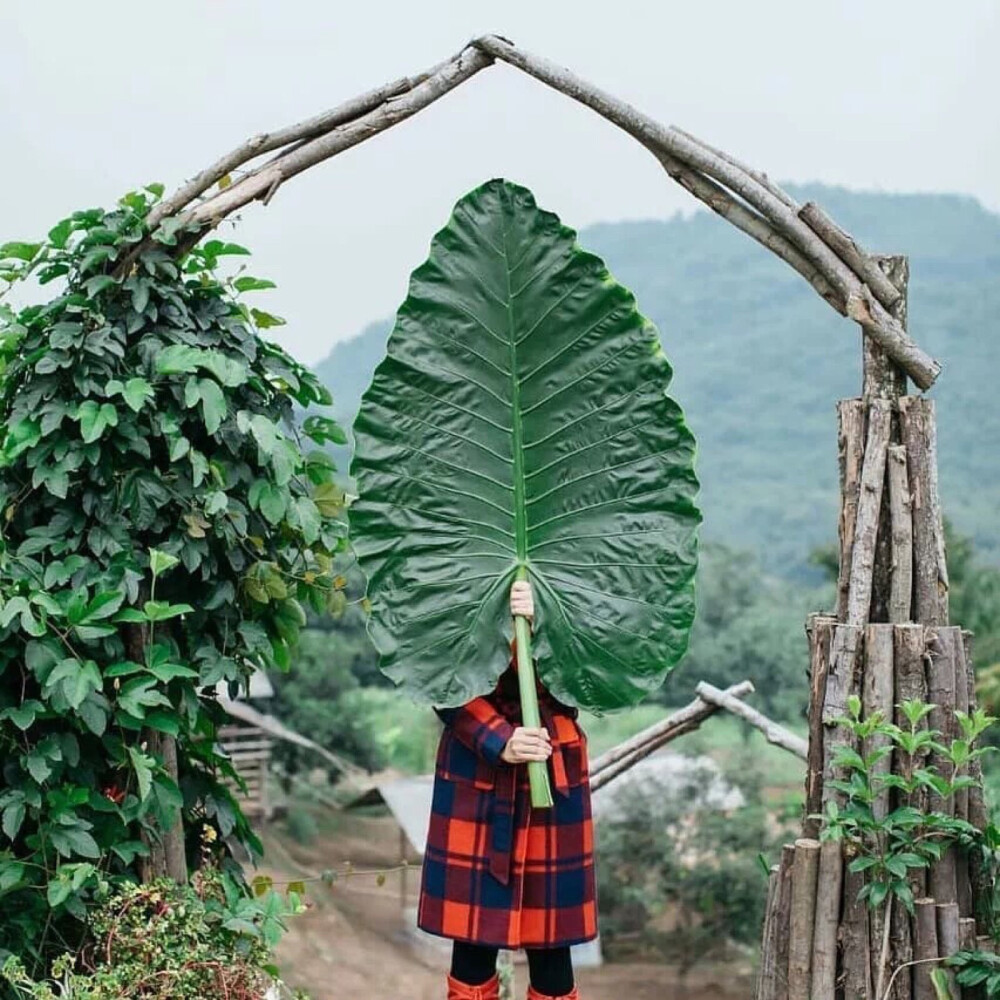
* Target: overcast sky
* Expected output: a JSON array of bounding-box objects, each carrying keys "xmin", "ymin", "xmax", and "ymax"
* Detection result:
[{"xmin": 2, "ymin": 1, "xmax": 997, "ymax": 364}]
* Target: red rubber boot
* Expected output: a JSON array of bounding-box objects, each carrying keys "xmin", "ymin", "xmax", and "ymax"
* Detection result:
[
  {"xmin": 447, "ymin": 972, "xmax": 500, "ymax": 1000},
  {"xmin": 526, "ymin": 985, "xmax": 579, "ymax": 1000}
]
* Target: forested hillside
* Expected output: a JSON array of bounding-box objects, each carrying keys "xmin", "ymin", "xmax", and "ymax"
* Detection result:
[{"xmin": 314, "ymin": 185, "xmax": 1000, "ymax": 580}]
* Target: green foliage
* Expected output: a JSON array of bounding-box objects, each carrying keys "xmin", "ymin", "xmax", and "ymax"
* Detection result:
[
  {"xmin": 0, "ymin": 187, "xmax": 346, "ymax": 975},
  {"xmin": 338, "ymin": 686, "xmax": 438, "ymax": 774},
  {"xmin": 302, "ymin": 603, "xmax": 388, "ymax": 689},
  {"xmin": 946, "ymin": 948, "xmax": 1000, "ymax": 998},
  {"xmin": 947, "ymin": 522, "xmax": 1000, "ymax": 698},
  {"xmin": 282, "ymin": 809, "xmax": 319, "ymax": 847},
  {"xmin": 267, "ymin": 627, "xmax": 385, "ymax": 775},
  {"xmin": 814, "ymin": 698, "xmax": 1000, "ymax": 989},
  {"xmin": 350, "ymin": 179, "xmax": 701, "ymax": 712},
  {"xmin": 821, "ymin": 696, "xmax": 995, "ymax": 916},
  {"xmin": 658, "ymin": 541, "xmax": 819, "ymax": 721},
  {"xmin": 596, "ymin": 757, "xmax": 793, "ymax": 968},
  {"xmin": 0, "ymin": 849, "xmax": 308, "ymax": 999},
  {"xmin": 316, "ymin": 186, "xmax": 1000, "ymax": 580}
]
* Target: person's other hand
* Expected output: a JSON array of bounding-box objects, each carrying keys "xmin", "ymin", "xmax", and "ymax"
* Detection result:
[
  {"xmin": 500, "ymin": 725, "xmax": 551, "ymax": 764},
  {"xmin": 510, "ymin": 580, "xmax": 534, "ymax": 621}
]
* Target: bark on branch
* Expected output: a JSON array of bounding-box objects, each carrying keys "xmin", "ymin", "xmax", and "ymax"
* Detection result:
[
  {"xmin": 589, "ymin": 680, "xmax": 754, "ymax": 791},
  {"xmin": 694, "ymin": 682, "xmax": 808, "ymax": 758},
  {"xmin": 145, "ymin": 70, "xmax": 432, "ymax": 228},
  {"xmin": 137, "ymin": 34, "xmax": 940, "ymax": 389},
  {"xmin": 473, "ymin": 36, "xmax": 939, "ymax": 389},
  {"xmin": 590, "ymin": 679, "xmax": 806, "ymax": 793},
  {"xmin": 799, "ymin": 201, "xmax": 903, "ymax": 311}
]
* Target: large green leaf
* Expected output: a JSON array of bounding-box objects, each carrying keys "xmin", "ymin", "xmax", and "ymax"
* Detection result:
[{"xmin": 349, "ymin": 180, "xmax": 701, "ymax": 712}]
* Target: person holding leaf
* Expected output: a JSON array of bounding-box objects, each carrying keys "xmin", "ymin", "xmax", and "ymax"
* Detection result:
[
  {"xmin": 418, "ymin": 580, "xmax": 597, "ymax": 1000},
  {"xmin": 350, "ymin": 179, "xmax": 699, "ymax": 999}
]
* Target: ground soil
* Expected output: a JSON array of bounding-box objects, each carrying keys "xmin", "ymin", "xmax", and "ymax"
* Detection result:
[{"xmin": 259, "ymin": 807, "xmax": 754, "ymax": 1000}]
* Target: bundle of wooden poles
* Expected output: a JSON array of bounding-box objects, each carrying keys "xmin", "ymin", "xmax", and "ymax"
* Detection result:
[{"xmin": 756, "ymin": 374, "xmax": 992, "ymax": 999}]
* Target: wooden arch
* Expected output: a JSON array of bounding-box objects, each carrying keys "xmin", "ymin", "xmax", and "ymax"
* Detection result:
[
  {"xmin": 140, "ymin": 34, "xmax": 940, "ymax": 389},
  {"xmin": 140, "ymin": 36, "xmax": 976, "ymax": 999}
]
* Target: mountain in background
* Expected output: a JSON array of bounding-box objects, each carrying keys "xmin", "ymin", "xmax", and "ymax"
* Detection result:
[{"xmin": 313, "ymin": 184, "xmax": 1000, "ymax": 581}]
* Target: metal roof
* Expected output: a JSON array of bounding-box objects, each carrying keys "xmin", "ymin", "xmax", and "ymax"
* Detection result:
[{"xmin": 375, "ymin": 775, "xmax": 436, "ymax": 855}]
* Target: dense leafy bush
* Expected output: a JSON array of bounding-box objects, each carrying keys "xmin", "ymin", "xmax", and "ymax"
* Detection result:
[
  {"xmin": 282, "ymin": 808, "xmax": 319, "ymax": 847},
  {"xmin": 0, "ymin": 189, "xmax": 346, "ymax": 977}
]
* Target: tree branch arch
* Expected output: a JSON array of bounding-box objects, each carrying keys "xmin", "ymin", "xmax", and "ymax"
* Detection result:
[{"xmin": 137, "ymin": 34, "xmax": 941, "ymax": 389}]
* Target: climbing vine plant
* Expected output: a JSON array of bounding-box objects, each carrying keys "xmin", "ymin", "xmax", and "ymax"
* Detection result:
[{"xmin": 0, "ymin": 186, "xmax": 347, "ymax": 974}]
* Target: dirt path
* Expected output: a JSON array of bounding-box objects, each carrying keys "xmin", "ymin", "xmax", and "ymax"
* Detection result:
[{"xmin": 260, "ymin": 809, "xmax": 753, "ymax": 1000}]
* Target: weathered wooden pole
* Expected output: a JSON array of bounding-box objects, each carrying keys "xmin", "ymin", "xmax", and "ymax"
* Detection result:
[
  {"xmin": 757, "ymin": 844, "xmax": 795, "ymax": 1000},
  {"xmin": 788, "ymin": 838, "xmax": 821, "ymax": 999},
  {"xmin": 757, "ymin": 250, "xmax": 988, "ymax": 1000},
  {"xmin": 125, "ymin": 618, "xmax": 188, "ymax": 885}
]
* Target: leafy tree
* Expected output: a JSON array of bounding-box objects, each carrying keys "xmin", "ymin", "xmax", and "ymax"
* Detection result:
[
  {"xmin": 596, "ymin": 756, "xmax": 792, "ymax": 971},
  {"xmin": 266, "ymin": 627, "xmax": 384, "ymax": 775},
  {"xmin": 659, "ymin": 542, "xmax": 818, "ymax": 722},
  {"xmin": 947, "ymin": 524, "xmax": 1000, "ymax": 675},
  {"xmin": 303, "ymin": 604, "xmax": 384, "ymax": 689},
  {"xmin": 0, "ymin": 188, "xmax": 347, "ymax": 977}
]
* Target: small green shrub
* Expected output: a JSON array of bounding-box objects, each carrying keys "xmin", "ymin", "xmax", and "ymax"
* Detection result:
[
  {"xmin": 1, "ymin": 834, "xmax": 309, "ymax": 1000},
  {"xmin": 821, "ymin": 696, "xmax": 994, "ymax": 914},
  {"xmin": 283, "ymin": 808, "xmax": 319, "ymax": 846},
  {"xmin": 596, "ymin": 757, "xmax": 791, "ymax": 969},
  {"xmin": 822, "ymin": 695, "xmax": 1000, "ymax": 993}
]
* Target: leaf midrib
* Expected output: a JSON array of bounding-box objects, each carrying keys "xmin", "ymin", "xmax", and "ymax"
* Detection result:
[{"xmin": 500, "ymin": 191, "xmax": 528, "ymax": 567}]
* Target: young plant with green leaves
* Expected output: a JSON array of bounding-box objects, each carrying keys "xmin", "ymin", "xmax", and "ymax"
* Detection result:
[
  {"xmin": 942, "ymin": 944, "xmax": 1000, "ymax": 998},
  {"xmin": 824, "ymin": 696, "xmax": 992, "ymax": 910},
  {"xmin": 350, "ymin": 179, "xmax": 701, "ymax": 805},
  {"xmin": 821, "ymin": 695, "xmax": 995, "ymax": 992},
  {"xmin": 931, "ymin": 818, "xmax": 1000, "ymax": 999},
  {"xmin": 0, "ymin": 187, "xmax": 347, "ymax": 976}
]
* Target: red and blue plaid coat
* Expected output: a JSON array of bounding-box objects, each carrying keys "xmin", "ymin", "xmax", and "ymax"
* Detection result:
[{"xmin": 417, "ymin": 651, "xmax": 598, "ymax": 949}]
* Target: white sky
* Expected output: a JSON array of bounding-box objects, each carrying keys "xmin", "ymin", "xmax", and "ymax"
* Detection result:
[{"xmin": 2, "ymin": 0, "xmax": 997, "ymax": 363}]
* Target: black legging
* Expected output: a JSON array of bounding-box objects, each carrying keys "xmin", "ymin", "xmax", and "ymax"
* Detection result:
[{"xmin": 451, "ymin": 940, "xmax": 574, "ymax": 995}]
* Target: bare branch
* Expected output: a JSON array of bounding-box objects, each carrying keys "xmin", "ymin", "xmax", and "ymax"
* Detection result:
[
  {"xmin": 695, "ymin": 681, "xmax": 808, "ymax": 758},
  {"xmin": 671, "ymin": 125, "xmax": 799, "ymax": 211},
  {"xmin": 654, "ymin": 149, "xmax": 843, "ymax": 313},
  {"xmin": 799, "ymin": 201, "xmax": 903, "ymax": 310},
  {"xmin": 474, "ymin": 34, "xmax": 940, "ymax": 388},
  {"xmin": 589, "ymin": 680, "xmax": 754, "ymax": 791},
  {"xmin": 186, "ymin": 45, "xmax": 491, "ymax": 226},
  {"xmin": 147, "ymin": 73, "xmax": 424, "ymax": 228}
]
